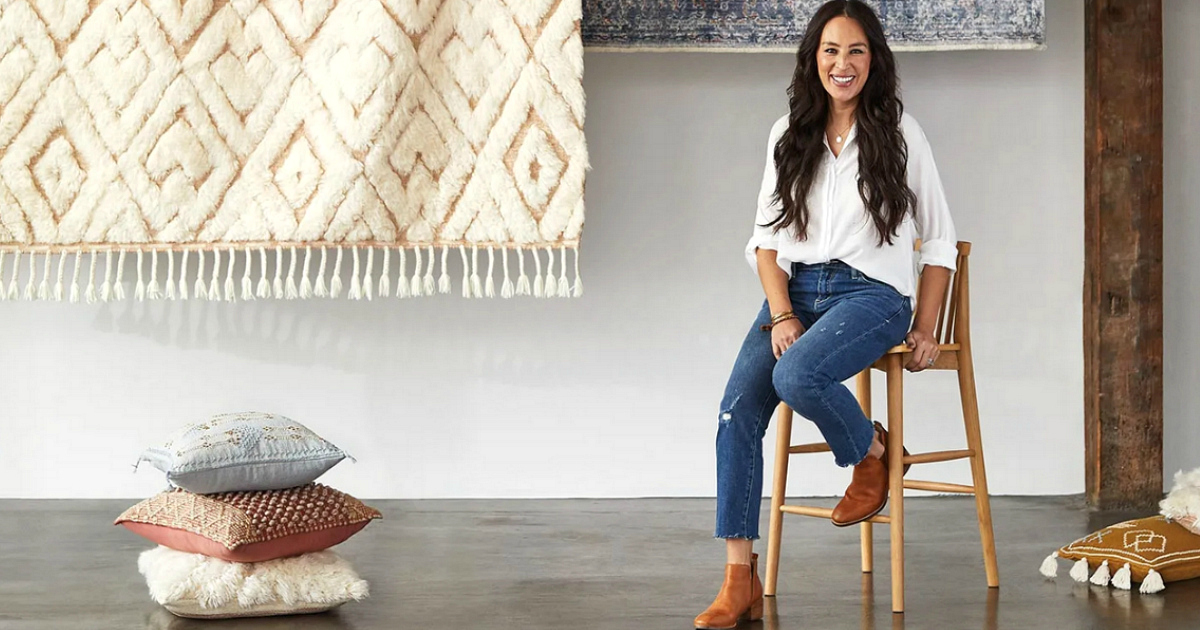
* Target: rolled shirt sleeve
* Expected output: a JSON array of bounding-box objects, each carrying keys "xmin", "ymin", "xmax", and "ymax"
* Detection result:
[
  {"xmin": 904, "ymin": 115, "xmax": 958, "ymax": 272},
  {"xmin": 745, "ymin": 116, "xmax": 790, "ymax": 275}
]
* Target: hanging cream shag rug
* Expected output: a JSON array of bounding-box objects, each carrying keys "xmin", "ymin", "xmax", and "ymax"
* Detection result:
[{"xmin": 0, "ymin": 0, "xmax": 587, "ymax": 302}]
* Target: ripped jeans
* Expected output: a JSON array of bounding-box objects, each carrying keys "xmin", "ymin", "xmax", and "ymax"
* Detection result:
[{"xmin": 715, "ymin": 261, "xmax": 912, "ymax": 540}]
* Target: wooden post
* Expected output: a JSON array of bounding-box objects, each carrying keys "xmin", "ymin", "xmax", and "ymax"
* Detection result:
[{"xmin": 1084, "ymin": 0, "xmax": 1164, "ymax": 509}]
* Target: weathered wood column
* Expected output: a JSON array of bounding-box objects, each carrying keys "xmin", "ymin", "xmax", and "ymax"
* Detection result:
[{"xmin": 1084, "ymin": 0, "xmax": 1164, "ymax": 510}]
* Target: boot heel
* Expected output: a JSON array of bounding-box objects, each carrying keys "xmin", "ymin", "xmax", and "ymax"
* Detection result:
[{"xmin": 746, "ymin": 597, "xmax": 764, "ymax": 621}]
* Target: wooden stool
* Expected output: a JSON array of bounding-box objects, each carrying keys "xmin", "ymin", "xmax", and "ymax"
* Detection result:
[{"xmin": 762, "ymin": 241, "xmax": 999, "ymax": 613}]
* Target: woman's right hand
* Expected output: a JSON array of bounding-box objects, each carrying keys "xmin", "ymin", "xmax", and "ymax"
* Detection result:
[{"xmin": 771, "ymin": 318, "xmax": 805, "ymax": 359}]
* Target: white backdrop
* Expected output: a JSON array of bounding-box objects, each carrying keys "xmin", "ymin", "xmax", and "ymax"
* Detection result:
[{"xmin": 4, "ymin": 0, "xmax": 1186, "ymax": 500}]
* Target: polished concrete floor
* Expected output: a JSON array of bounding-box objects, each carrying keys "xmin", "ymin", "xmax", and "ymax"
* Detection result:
[{"xmin": 1, "ymin": 496, "xmax": 1197, "ymax": 630}]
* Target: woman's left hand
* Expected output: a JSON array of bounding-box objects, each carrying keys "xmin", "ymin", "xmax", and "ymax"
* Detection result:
[{"xmin": 904, "ymin": 328, "xmax": 939, "ymax": 372}]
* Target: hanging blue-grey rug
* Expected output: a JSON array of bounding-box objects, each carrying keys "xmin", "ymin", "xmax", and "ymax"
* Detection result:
[{"xmin": 582, "ymin": 1, "xmax": 1045, "ymax": 52}]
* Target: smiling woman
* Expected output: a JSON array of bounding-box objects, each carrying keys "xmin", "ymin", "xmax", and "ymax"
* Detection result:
[{"xmin": 694, "ymin": 2, "xmax": 959, "ymax": 628}]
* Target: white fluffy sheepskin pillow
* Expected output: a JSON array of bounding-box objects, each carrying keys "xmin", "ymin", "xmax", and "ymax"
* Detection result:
[
  {"xmin": 138, "ymin": 546, "xmax": 369, "ymax": 619},
  {"xmin": 1160, "ymin": 467, "xmax": 1200, "ymax": 535}
]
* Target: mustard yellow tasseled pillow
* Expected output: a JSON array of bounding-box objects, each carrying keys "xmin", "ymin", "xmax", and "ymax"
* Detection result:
[{"xmin": 1039, "ymin": 516, "xmax": 1200, "ymax": 593}]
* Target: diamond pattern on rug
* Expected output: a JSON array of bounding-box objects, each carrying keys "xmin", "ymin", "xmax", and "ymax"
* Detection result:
[{"xmin": 0, "ymin": 0, "xmax": 587, "ymax": 301}]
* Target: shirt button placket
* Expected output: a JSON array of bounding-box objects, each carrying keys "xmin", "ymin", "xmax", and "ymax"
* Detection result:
[{"xmin": 825, "ymin": 159, "xmax": 836, "ymax": 262}]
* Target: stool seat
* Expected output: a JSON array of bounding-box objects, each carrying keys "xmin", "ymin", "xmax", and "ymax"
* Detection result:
[{"xmin": 763, "ymin": 241, "xmax": 998, "ymax": 614}]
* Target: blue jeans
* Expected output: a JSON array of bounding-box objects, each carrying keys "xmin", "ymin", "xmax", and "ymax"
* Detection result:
[{"xmin": 714, "ymin": 261, "xmax": 913, "ymax": 540}]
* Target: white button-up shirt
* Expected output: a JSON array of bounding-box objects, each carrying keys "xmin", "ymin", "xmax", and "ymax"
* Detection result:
[{"xmin": 746, "ymin": 113, "xmax": 957, "ymax": 301}]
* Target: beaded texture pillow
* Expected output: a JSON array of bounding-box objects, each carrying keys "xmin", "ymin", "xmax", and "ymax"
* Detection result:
[
  {"xmin": 138, "ymin": 546, "xmax": 368, "ymax": 619},
  {"xmin": 1039, "ymin": 515, "xmax": 1200, "ymax": 593},
  {"xmin": 138, "ymin": 412, "xmax": 351, "ymax": 494},
  {"xmin": 116, "ymin": 484, "xmax": 381, "ymax": 562}
]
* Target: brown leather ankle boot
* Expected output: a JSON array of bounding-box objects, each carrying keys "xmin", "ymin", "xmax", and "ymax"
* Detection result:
[
  {"xmin": 830, "ymin": 422, "xmax": 909, "ymax": 527},
  {"xmin": 694, "ymin": 553, "xmax": 764, "ymax": 630}
]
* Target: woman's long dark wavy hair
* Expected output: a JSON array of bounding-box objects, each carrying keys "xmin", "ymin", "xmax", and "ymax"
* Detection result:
[{"xmin": 766, "ymin": 0, "xmax": 915, "ymax": 246}]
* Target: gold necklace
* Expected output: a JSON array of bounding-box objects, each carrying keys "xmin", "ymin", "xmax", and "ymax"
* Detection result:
[{"xmin": 829, "ymin": 119, "xmax": 854, "ymax": 144}]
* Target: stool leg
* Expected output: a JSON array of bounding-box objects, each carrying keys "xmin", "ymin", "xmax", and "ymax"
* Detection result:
[
  {"xmin": 856, "ymin": 370, "xmax": 874, "ymax": 575},
  {"xmin": 959, "ymin": 347, "xmax": 999, "ymax": 588},
  {"xmin": 765, "ymin": 403, "xmax": 793, "ymax": 597},
  {"xmin": 886, "ymin": 355, "xmax": 905, "ymax": 614}
]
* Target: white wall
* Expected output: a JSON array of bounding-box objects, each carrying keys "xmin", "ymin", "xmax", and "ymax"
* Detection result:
[
  {"xmin": 0, "ymin": 1, "xmax": 1088, "ymax": 499},
  {"xmin": 1164, "ymin": 0, "xmax": 1200, "ymax": 485}
]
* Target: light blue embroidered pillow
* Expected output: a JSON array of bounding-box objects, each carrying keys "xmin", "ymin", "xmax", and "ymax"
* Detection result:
[{"xmin": 138, "ymin": 412, "xmax": 350, "ymax": 494}]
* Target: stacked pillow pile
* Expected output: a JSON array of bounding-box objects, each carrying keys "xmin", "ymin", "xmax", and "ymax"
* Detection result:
[{"xmin": 115, "ymin": 412, "xmax": 380, "ymax": 619}]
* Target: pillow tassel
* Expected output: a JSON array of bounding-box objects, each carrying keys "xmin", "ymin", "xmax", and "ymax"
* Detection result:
[
  {"xmin": 1111, "ymin": 563, "xmax": 1132, "ymax": 590},
  {"xmin": 1069, "ymin": 558, "xmax": 1090, "ymax": 583},
  {"xmin": 1039, "ymin": 551, "xmax": 1059, "ymax": 578},
  {"xmin": 1089, "ymin": 559, "xmax": 1111, "ymax": 586},
  {"xmin": 1140, "ymin": 569, "xmax": 1165, "ymax": 594}
]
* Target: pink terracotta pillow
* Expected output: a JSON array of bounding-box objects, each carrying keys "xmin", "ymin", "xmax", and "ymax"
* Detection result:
[{"xmin": 116, "ymin": 484, "xmax": 381, "ymax": 562}]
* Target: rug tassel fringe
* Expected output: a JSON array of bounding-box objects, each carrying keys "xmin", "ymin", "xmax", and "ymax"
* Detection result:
[
  {"xmin": 208, "ymin": 250, "xmax": 222, "ymax": 301},
  {"xmin": 69, "ymin": 250, "xmax": 82, "ymax": 303},
  {"xmin": 427, "ymin": 246, "xmax": 436, "ymax": 295},
  {"xmin": 11, "ymin": 243, "xmax": 583, "ymax": 301},
  {"xmin": 516, "ymin": 248, "xmax": 530, "ymax": 296},
  {"xmin": 532, "ymin": 247, "xmax": 544, "ymax": 297},
  {"xmin": 469, "ymin": 246, "xmax": 482, "ymax": 298},
  {"xmin": 178, "ymin": 250, "xmax": 189, "ymax": 300},
  {"xmin": 147, "ymin": 250, "xmax": 163, "ymax": 300},
  {"xmin": 255, "ymin": 248, "xmax": 270, "ymax": 298},
  {"xmin": 557, "ymin": 248, "xmax": 570, "ymax": 298},
  {"xmin": 348, "ymin": 247, "xmax": 363, "ymax": 300},
  {"xmin": 412, "ymin": 244, "xmax": 427, "ymax": 296},
  {"xmin": 272, "ymin": 247, "xmax": 284, "ymax": 299},
  {"xmin": 378, "ymin": 247, "xmax": 391, "ymax": 298},
  {"xmin": 51, "ymin": 251, "xmax": 65, "ymax": 301},
  {"xmin": 286, "ymin": 247, "xmax": 299, "ymax": 300},
  {"xmin": 396, "ymin": 248, "xmax": 409, "ymax": 298},
  {"xmin": 1089, "ymin": 560, "xmax": 1111, "ymax": 586},
  {"xmin": 194, "ymin": 250, "xmax": 207, "ymax": 300},
  {"xmin": 329, "ymin": 247, "xmax": 343, "ymax": 298},
  {"xmin": 300, "ymin": 247, "xmax": 313, "ymax": 298},
  {"xmin": 1069, "ymin": 558, "xmax": 1090, "ymax": 583},
  {"xmin": 223, "ymin": 250, "xmax": 236, "ymax": 302},
  {"xmin": 484, "ymin": 247, "xmax": 495, "ymax": 298},
  {"xmin": 1140, "ymin": 569, "xmax": 1165, "ymax": 594},
  {"xmin": 133, "ymin": 251, "xmax": 146, "ymax": 301},
  {"xmin": 315, "ymin": 247, "xmax": 329, "ymax": 297},
  {"xmin": 459, "ymin": 246, "xmax": 471, "ymax": 298},
  {"xmin": 114, "ymin": 251, "xmax": 126, "ymax": 301},
  {"xmin": 433, "ymin": 246, "xmax": 445, "ymax": 295},
  {"xmin": 544, "ymin": 248, "xmax": 557, "ymax": 298},
  {"xmin": 501, "ymin": 248, "xmax": 514, "ymax": 298},
  {"xmin": 99, "ymin": 251, "xmax": 112, "ymax": 302},
  {"xmin": 6, "ymin": 252, "xmax": 19, "ymax": 300},
  {"xmin": 362, "ymin": 247, "xmax": 374, "ymax": 301},
  {"xmin": 241, "ymin": 250, "xmax": 254, "ymax": 301},
  {"xmin": 85, "ymin": 251, "xmax": 98, "ymax": 304},
  {"xmin": 410, "ymin": 247, "xmax": 423, "ymax": 297},
  {"xmin": 1039, "ymin": 552, "xmax": 1058, "ymax": 578},
  {"xmin": 22, "ymin": 253, "xmax": 33, "ymax": 300},
  {"xmin": 164, "ymin": 250, "xmax": 176, "ymax": 300},
  {"xmin": 39, "ymin": 252, "xmax": 52, "ymax": 300},
  {"xmin": 1112, "ymin": 563, "xmax": 1132, "ymax": 590}
]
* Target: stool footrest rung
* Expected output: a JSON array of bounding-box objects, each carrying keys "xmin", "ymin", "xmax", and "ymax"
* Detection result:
[
  {"xmin": 788, "ymin": 442, "xmax": 832, "ymax": 454},
  {"xmin": 902, "ymin": 449, "xmax": 975, "ymax": 465},
  {"xmin": 779, "ymin": 504, "xmax": 892, "ymax": 524},
  {"xmin": 903, "ymin": 480, "xmax": 975, "ymax": 494}
]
